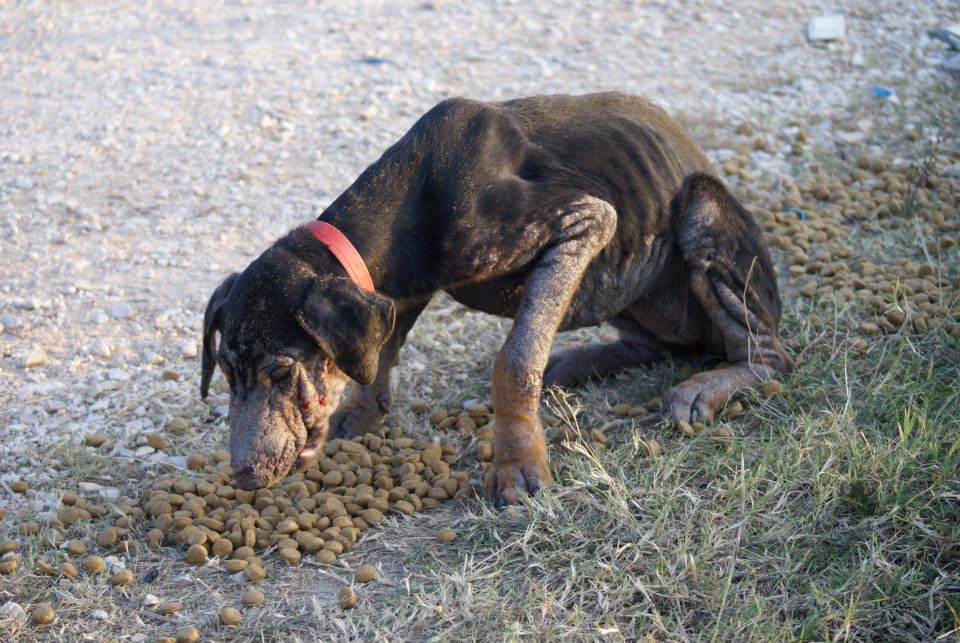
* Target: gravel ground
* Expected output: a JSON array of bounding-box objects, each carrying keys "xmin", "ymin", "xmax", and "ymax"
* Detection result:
[{"xmin": 0, "ymin": 0, "xmax": 958, "ymax": 637}]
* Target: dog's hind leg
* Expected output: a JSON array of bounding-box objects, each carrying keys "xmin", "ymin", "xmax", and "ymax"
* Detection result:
[
  {"xmin": 660, "ymin": 173, "xmax": 794, "ymax": 423},
  {"xmin": 485, "ymin": 196, "xmax": 617, "ymax": 507},
  {"xmin": 542, "ymin": 319, "xmax": 668, "ymax": 388}
]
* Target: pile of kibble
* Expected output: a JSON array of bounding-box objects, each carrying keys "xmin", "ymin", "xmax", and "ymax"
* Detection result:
[
  {"xmin": 725, "ymin": 149, "xmax": 960, "ymax": 336},
  {"xmin": 0, "ymin": 421, "xmax": 471, "ymax": 636}
]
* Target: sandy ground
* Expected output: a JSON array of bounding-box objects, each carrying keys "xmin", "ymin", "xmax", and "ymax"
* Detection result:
[{"xmin": 1, "ymin": 1, "xmax": 958, "ymax": 640}]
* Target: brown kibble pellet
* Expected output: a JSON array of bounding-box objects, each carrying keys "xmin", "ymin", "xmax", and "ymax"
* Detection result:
[
  {"xmin": 244, "ymin": 563, "xmax": 266, "ymax": 582},
  {"xmin": 0, "ymin": 557, "xmax": 17, "ymax": 574},
  {"xmin": 641, "ymin": 439, "xmax": 663, "ymax": 457},
  {"xmin": 610, "ymin": 403, "xmax": 630, "ymax": 417},
  {"xmin": 428, "ymin": 409, "xmax": 448, "ymax": 425},
  {"xmin": 146, "ymin": 433, "xmax": 169, "ymax": 450},
  {"xmin": 84, "ymin": 433, "xmax": 106, "ymax": 447},
  {"xmin": 36, "ymin": 561, "xmax": 55, "ymax": 576},
  {"xmin": 0, "ymin": 540, "xmax": 16, "ymax": 554},
  {"xmin": 760, "ymin": 380, "xmax": 783, "ymax": 399},
  {"xmin": 158, "ymin": 601, "xmax": 181, "ymax": 615},
  {"xmin": 97, "ymin": 527, "xmax": 118, "ymax": 549},
  {"xmin": 338, "ymin": 586, "xmax": 357, "ymax": 610},
  {"xmin": 437, "ymin": 529, "xmax": 457, "ymax": 543},
  {"xmin": 175, "ymin": 626, "xmax": 200, "ymax": 643},
  {"xmin": 111, "ymin": 569, "xmax": 134, "ymax": 586},
  {"xmin": 355, "ymin": 564, "xmax": 377, "ymax": 583},
  {"xmin": 279, "ymin": 548, "xmax": 301, "ymax": 564},
  {"xmin": 162, "ymin": 368, "xmax": 181, "ymax": 381},
  {"xmin": 84, "ymin": 556, "xmax": 105, "ymax": 573},
  {"xmin": 11, "ymin": 480, "xmax": 28, "ymax": 493},
  {"xmin": 32, "ymin": 603, "xmax": 55, "ymax": 625},
  {"xmin": 220, "ymin": 606, "xmax": 242, "ymax": 626},
  {"xmin": 185, "ymin": 544, "xmax": 207, "ymax": 565},
  {"xmin": 723, "ymin": 401, "xmax": 743, "ymax": 418},
  {"xmin": 677, "ymin": 420, "xmax": 695, "ymax": 437},
  {"xmin": 212, "ymin": 538, "xmax": 233, "ymax": 559},
  {"xmin": 60, "ymin": 562, "xmax": 78, "ymax": 578},
  {"xmin": 224, "ymin": 559, "xmax": 248, "ymax": 573},
  {"xmin": 66, "ymin": 539, "xmax": 87, "ymax": 556},
  {"xmin": 315, "ymin": 550, "xmax": 337, "ymax": 565},
  {"xmin": 242, "ymin": 587, "xmax": 265, "ymax": 607},
  {"xmin": 409, "ymin": 400, "xmax": 430, "ymax": 413},
  {"xmin": 713, "ymin": 426, "xmax": 734, "ymax": 439},
  {"xmin": 590, "ymin": 428, "xmax": 608, "ymax": 444},
  {"xmin": 185, "ymin": 453, "xmax": 206, "ymax": 470},
  {"xmin": 168, "ymin": 417, "xmax": 190, "ymax": 434}
]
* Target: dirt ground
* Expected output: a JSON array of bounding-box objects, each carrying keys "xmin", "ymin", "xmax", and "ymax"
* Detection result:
[{"xmin": 1, "ymin": 1, "xmax": 959, "ymax": 641}]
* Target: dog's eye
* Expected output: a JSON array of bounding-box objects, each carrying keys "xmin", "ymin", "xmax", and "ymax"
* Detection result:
[{"xmin": 271, "ymin": 356, "xmax": 295, "ymax": 380}]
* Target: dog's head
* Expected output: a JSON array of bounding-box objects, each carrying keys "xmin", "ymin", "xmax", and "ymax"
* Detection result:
[{"xmin": 200, "ymin": 239, "xmax": 395, "ymax": 489}]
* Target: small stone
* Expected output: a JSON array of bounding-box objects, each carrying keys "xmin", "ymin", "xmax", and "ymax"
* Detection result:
[
  {"xmin": 31, "ymin": 603, "xmax": 55, "ymax": 625},
  {"xmin": 1, "ymin": 601, "xmax": 25, "ymax": 619},
  {"xmin": 242, "ymin": 588, "xmax": 264, "ymax": 607},
  {"xmin": 220, "ymin": 606, "xmax": 242, "ymax": 626},
  {"xmin": 807, "ymin": 15, "xmax": 845, "ymax": 42},
  {"xmin": 111, "ymin": 303, "xmax": 133, "ymax": 319},
  {"xmin": 338, "ymin": 586, "xmax": 357, "ymax": 610},
  {"xmin": 436, "ymin": 529, "xmax": 457, "ymax": 543},
  {"xmin": 22, "ymin": 347, "xmax": 47, "ymax": 368},
  {"xmin": 179, "ymin": 340, "xmax": 198, "ymax": 358},
  {"xmin": 354, "ymin": 564, "xmax": 377, "ymax": 583}
]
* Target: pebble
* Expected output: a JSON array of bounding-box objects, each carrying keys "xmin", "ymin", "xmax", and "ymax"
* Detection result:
[
  {"xmin": 180, "ymin": 339, "xmax": 198, "ymax": 358},
  {"xmin": 111, "ymin": 303, "xmax": 133, "ymax": 319},
  {"xmin": 22, "ymin": 347, "xmax": 48, "ymax": 368},
  {"xmin": 1, "ymin": 601, "xmax": 25, "ymax": 619}
]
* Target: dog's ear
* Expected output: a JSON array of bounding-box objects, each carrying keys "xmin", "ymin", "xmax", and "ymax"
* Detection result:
[
  {"xmin": 296, "ymin": 278, "xmax": 396, "ymax": 385},
  {"xmin": 201, "ymin": 273, "xmax": 239, "ymax": 398}
]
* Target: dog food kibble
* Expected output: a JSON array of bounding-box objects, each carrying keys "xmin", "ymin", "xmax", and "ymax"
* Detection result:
[
  {"xmin": 315, "ymin": 550, "xmax": 337, "ymax": 565},
  {"xmin": 66, "ymin": 539, "xmax": 87, "ymax": 556},
  {"xmin": 168, "ymin": 417, "xmax": 190, "ymax": 434},
  {"xmin": 436, "ymin": 529, "xmax": 458, "ymax": 543},
  {"xmin": 0, "ymin": 556, "xmax": 17, "ymax": 574},
  {"xmin": 355, "ymin": 564, "xmax": 377, "ymax": 583},
  {"xmin": 220, "ymin": 606, "xmax": 242, "ymax": 626},
  {"xmin": 410, "ymin": 400, "xmax": 430, "ymax": 413},
  {"xmin": 84, "ymin": 433, "xmax": 106, "ymax": 447},
  {"xmin": 244, "ymin": 563, "xmax": 266, "ymax": 582},
  {"xmin": 677, "ymin": 420, "xmax": 695, "ymax": 437},
  {"xmin": 338, "ymin": 586, "xmax": 357, "ymax": 610},
  {"xmin": 723, "ymin": 401, "xmax": 744, "ymax": 418},
  {"xmin": 175, "ymin": 626, "xmax": 200, "ymax": 643},
  {"xmin": 111, "ymin": 569, "xmax": 135, "ymax": 586},
  {"xmin": 610, "ymin": 403, "xmax": 630, "ymax": 417},
  {"xmin": 185, "ymin": 453, "xmax": 206, "ymax": 470},
  {"xmin": 641, "ymin": 439, "xmax": 663, "ymax": 457},
  {"xmin": 60, "ymin": 562, "xmax": 79, "ymax": 578},
  {"xmin": 242, "ymin": 588, "xmax": 265, "ymax": 607},
  {"xmin": 760, "ymin": 380, "xmax": 783, "ymax": 399},
  {"xmin": 146, "ymin": 433, "xmax": 169, "ymax": 450},
  {"xmin": 11, "ymin": 480, "xmax": 28, "ymax": 493},
  {"xmin": 0, "ymin": 540, "xmax": 16, "ymax": 555},
  {"xmin": 17, "ymin": 521, "xmax": 40, "ymax": 536},
  {"xmin": 36, "ymin": 561, "xmax": 55, "ymax": 576},
  {"xmin": 97, "ymin": 527, "xmax": 118, "ymax": 549},
  {"xmin": 84, "ymin": 556, "xmax": 105, "ymax": 573},
  {"xmin": 713, "ymin": 426, "xmax": 734, "ymax": 439},
  {"xmin": 157, "ymin": 601, "xmax": 181, "ymax": 615},
  {"xmin": 31, "ymin": 603, "xmax": 55, "ymax": 625},
  {"xmin": 279, "ymin": 548, "xmax": 301, "ymax": 564},
  {"xmin": 185, "ymin": 544, "xmax": 208, "ymax": 565}
]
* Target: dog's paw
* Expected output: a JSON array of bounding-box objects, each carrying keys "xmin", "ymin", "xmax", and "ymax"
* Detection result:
[
  {"xmin": 484, "ymin": 457, "xmax": 552, "ymax": 508},
  {"xmin": 329, "ymin": 394, "xmax": 389, "ymax": 438},
  {"xmin": 660, "ymin": 374, "xmax": 727, "ymax": 424},
  {"xmin": 542, "ymin": 350, "xmax": 583, "ymax": 388}
]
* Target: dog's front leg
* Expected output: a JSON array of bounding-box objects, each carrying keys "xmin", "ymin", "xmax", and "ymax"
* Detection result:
[
  {"xmin": 486, "ymin": 196, "xmax": 617, "ymax": 507},
  {"xmin": 329, "ymin": 301, "xmax": 429, "ymax": 438}
]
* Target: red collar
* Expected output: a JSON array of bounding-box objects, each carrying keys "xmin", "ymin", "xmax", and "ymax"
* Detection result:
[{"xmin": 303, "ymin": 221, "xmax": 375, "ymax": 292}]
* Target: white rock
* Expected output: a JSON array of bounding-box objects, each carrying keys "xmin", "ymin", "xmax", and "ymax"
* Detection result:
[
  {"xmin": 180, "ymin": 339, "xmax": 198, "ymax": 358},
  {"xmin": 91, "ymin": 609, "xmax": 109, "ymax": 620},
  {"xmin": 0, "ymin": 314, "xmax": 17, "ymax": 329},
  {"xmin": 104, "ymin": 555, "xmax": 124, "ymax": 569},
  {"xmin": 807, "ymin": 15, "xmax": 845, "ymax": 42},
  {"xmin": 134, "ymin": 446, "xmax": 155, "ymax": 457},
  {"xmin": 0, "ymin": 601, "xmax": 25, "ymax": 619},
  {"xmin": 111, "ymin": 303, "xmax": 133, "ymax": 319},
  {"xmin": 143, "ymin": 594, "xmax": 160, "ymax": 606},
  {"xmin": 22, "ymin": 347, "xmax": 48, "ymax": 368},
  {"xmin": 13, "ymin": 176, "xmax": 33, "ymax": 190},
  {"xmin": 214, "ymin": 404, "xmax": 229, "ymax": 417},
  {"xmin": 90, "ymin": 338, "xmax": 112, "ymax": 358},
  {"xmin": 78, "ymin": 481, "xmax": 104, "ymax": 493},
  {"xmin": 131, "ymin": 635, "xmax": 147, "ymax": 643},
  {"xmin": 107, "ymin": 369, "xmax": 131, "ymax": 382}
]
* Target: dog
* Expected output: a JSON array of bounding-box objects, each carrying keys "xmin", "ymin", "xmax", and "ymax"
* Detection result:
[{"xmin": 201, "ymin": 92, "xmax": 793, "ymax": 506}]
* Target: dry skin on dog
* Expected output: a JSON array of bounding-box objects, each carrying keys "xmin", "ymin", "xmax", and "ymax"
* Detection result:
[{"xmin": 200, "ymin": 92, "xmax": 794, "ymax": 507}]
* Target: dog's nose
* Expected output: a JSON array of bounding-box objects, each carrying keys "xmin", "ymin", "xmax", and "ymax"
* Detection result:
[{"xmin": 232, "ymin": 466, "xmax": 272, "ymax": 490}]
